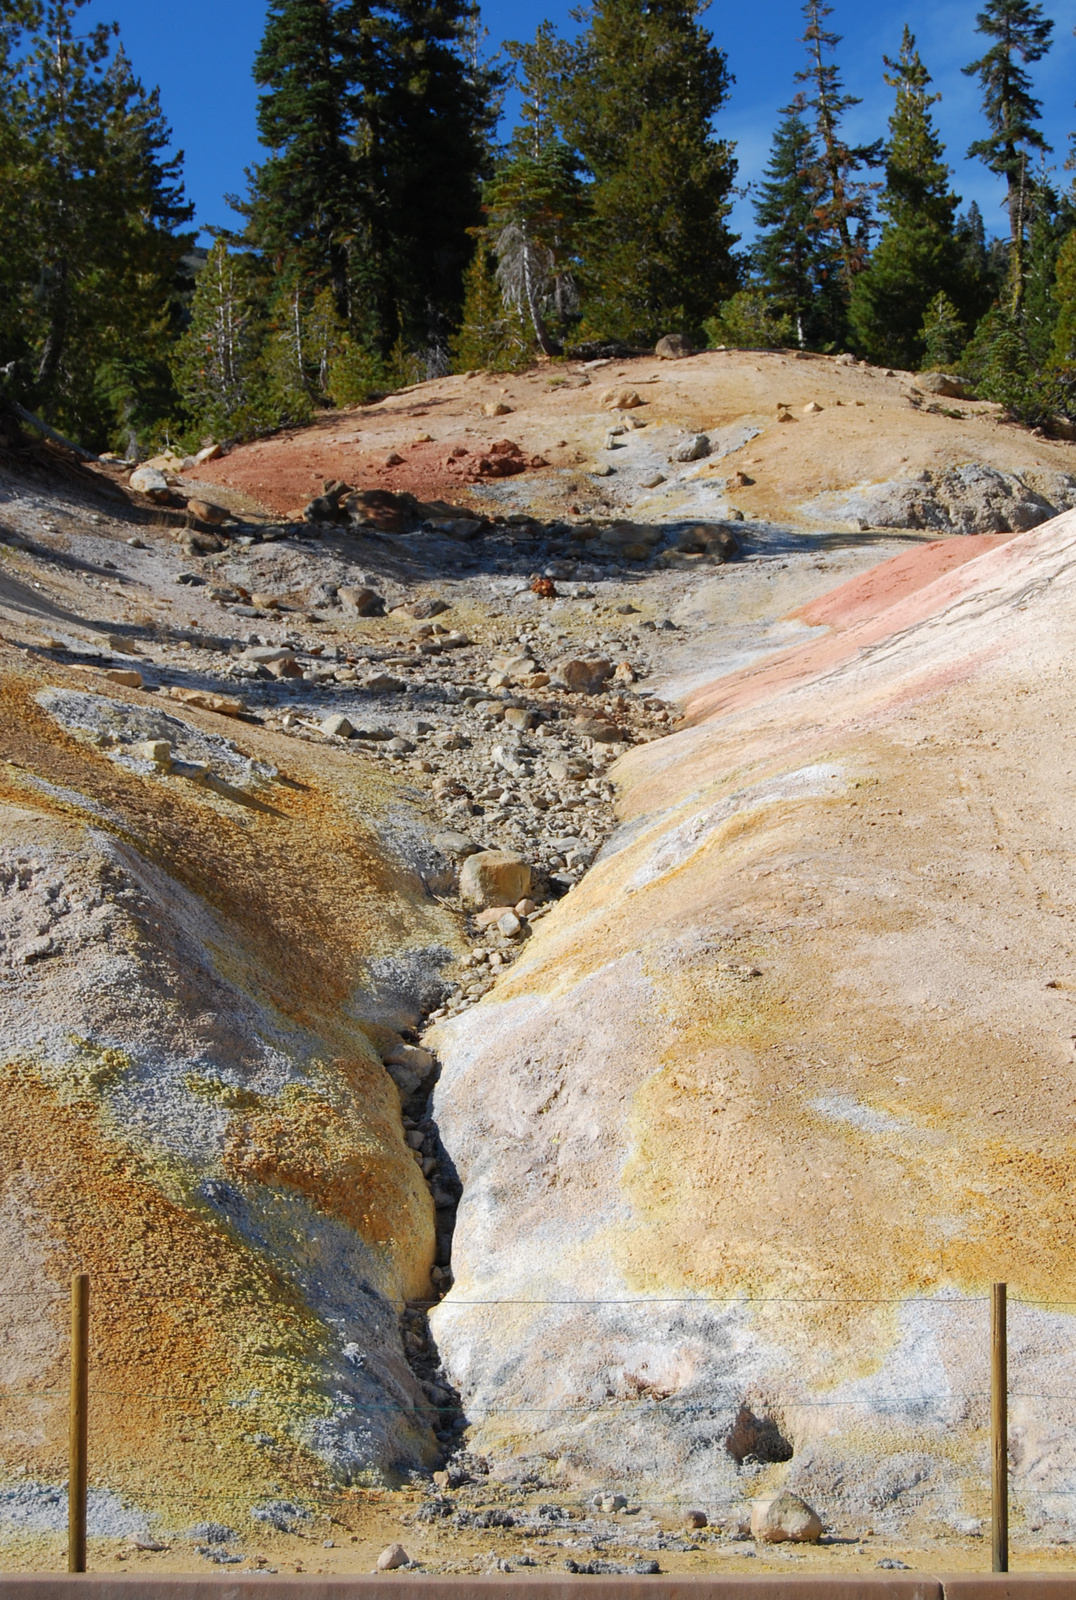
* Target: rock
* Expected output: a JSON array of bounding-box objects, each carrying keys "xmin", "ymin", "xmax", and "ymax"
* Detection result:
[
  {"xmin": 401, "ymin": 597, "xmax": 450, "ymax": 620},
  {"xmin": 504, "ymin": 707, "xmax": 537, "ymax": 731},
  {"xmin": 186, "ymin": 498, "xmax": 227, "ymax": 524},
  {"xmin": 387, "ymin": 736, "xmax": 415, "ymax": 753},
  {"xmin": 916, "ymin": 370, "xmax": 969, "ymax": 399},
  {"xmin": 672, "ymin": 434, "xmax": 710, "ymax": 463},
  {"xmin": 655, "ymin": 334, "xmax": 692, "ymax": 359},
  {"xmin": 182, "ymin": 532, "xmax": 224, "ymax": 555},
  {"xmin": 432, "ymin": 832, "xmax": 479, "ymax": 859},
  {"xmin": 515, "ymin": 899, "xmax": 536, "ymax": 916},
  {"xmin": 601, "ymin": 388, "xmax": 644, "ymax": 410},
  {"xmin": 575, "ymin": 717, "xmax": 623, "ymax": 744},
  {"xmin": 491, "ymin": 742, "xmax": 530, "ymax": 776},
  {"xmin": 751, "ymin": 1493, "xmax": 823, "ymax": 1544},
  {"xmin": 194, "ymin": 442, "xmax": 222, "ymax": 464},
  {"xmin": 684, "ymin": 1510, "xmax": 708, "ymax": 1529},
  {"xmin": 835, "ymin": 351, "xmax": 856, "ymax": 365},
  {"xmin": 321, "ymin": 714, "xmax": 355, "ymax": 739},
  {"xmin": 727, "ymin": 470, "xmax": 754, "ymax": 487},
  {"xmin": 640, "ymin": 471, "xmax": 667, "ymax": 488},
  {"xmin": 530, "ymin": 577, "xmax": 557, "ymax": 599},
  {"xmin": 459, "ymin": 851, "xmax": 533, "ymax": 909},
  {"xmin": 376, "ymin": 1544, "xmax": 409, "ymax": 1572},
  {"xmin": 674, "ymin": 524, "xmax": 740, "ymax": 561},
  {"xmin": 103, "ymin": 668, "xmax": 142, "ymax": 689},
  {"xmin": 250, "ymin": 592, "xmax": 280, "ymax": 611},
  {"xmin": 128, "ymin": 466, "xmax": 169, "ymax": 498},
  {"xmin": 166, "ymin": 688, "xmax": 246, "ymax": 717},
  {"xmin": 557, "ymin": 657, "xmax": 614, "ymax": 694},
  {"xmin": 364, "ymin": 673, "xmax": 404, "ymax": 694},
  {"xmin": 497, "ymin": 911, "xmax": 523, "ymax": 938},
  {"xmin": 597, "ymin": 1493, "xmax": 628, "ymax": 1513},
  {"xmin": 591, "ymin": 463, "xmax": 615, "ymax": 477},
  {"xmin": 384, "ymin": 452, "xmax": 405, "ymax": 468},
  {"xmin": 483, "ymin": 401, "xmax": 514, "ymax": 417},
  {"xmin": 241, "ymin": 647, "xmax": 295, "ymax": 665},
  {"xmin": 802, "ymin": 401, "xmax": 824, "ymax": 415},
  {"xmin": 338, "ymin": 586, "xmax": 385, "ymax": 616}
]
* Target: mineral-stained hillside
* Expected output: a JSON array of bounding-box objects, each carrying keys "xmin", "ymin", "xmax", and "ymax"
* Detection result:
[
  {"xmin": 2, "ymin": 346, "xmax": 1076, "ymax": 1566},
  {"xmin": 431, "ymin": 511, "xmax": 1076, "ymax": 1540}
]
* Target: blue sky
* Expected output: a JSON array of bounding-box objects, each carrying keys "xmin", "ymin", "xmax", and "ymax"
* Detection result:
[{"xmin": 86, "ymin": 0, "xmax": 1075, "ymax": 248}]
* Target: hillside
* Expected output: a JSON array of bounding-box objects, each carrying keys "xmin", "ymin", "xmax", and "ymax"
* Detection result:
[{"xmin": 1, "ymin": 346, "xmax": 1075, "ymax": 1571}]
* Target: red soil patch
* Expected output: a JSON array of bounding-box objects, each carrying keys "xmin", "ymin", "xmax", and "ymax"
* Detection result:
[
  {"xmin": 790, "ymin": 533, "xmax": 1016, "ymax": 630},
  {"xmin": 192, "ymin": 417, "xmax": 548, "ymax": 516}
]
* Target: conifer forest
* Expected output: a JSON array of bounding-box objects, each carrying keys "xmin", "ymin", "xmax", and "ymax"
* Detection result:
[{"xmin": 1, "ymin": 0, "xmax": 1075, "ymax": 454}]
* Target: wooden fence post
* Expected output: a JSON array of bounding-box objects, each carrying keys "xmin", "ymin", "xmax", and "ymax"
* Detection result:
[
  {"xmin": 992, "ymin": 1280, "xmax": 1008, "ymax": 1573},
  {"xmin": 68, "ymin": 1273, "xmax": 89, "ymax": 1574}
]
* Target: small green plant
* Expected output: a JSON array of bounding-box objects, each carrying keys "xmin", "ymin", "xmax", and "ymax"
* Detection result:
[{"xmin": 704, "ymin": 289, "xmax": 796, "ymax": 350}]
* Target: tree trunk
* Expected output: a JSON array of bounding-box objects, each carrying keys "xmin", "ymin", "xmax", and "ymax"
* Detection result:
[{"xmin": 522, "ymin": 238, "xmax": 555, "ymax": 356}]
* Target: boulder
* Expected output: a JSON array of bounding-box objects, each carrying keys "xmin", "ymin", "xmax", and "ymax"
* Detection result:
[
  {"xmin": 601, "ymin": 387, "xmax": 644, "ymax": 410},
  {"xmin": 128, "ymin": 466, "xmax": 169, "ymax": 499},
  {"xmin": 674, "ymin": 524, "xmax": 741, "ymax": 561},
  {"xmin": 459, "ymin": 851, "xmax": 533, "ymax": 909},
  {"xmin": 376, "ymin": 1544, "xmax": 410, "ymax": 1572},
  {"xmin": 338, "ymin": 586, "xmax": 385, "ymax": 616},
  {"xmin": 193, "ymin": 442, "xmax": 221, "ymax": 465},
  {"xmin": 241, "ymin": 647, "xmax": 295, "ymax": 665},
  {"xmin": 186, "ymin": 498, "xmax": 227, "ymax": 525},
  {"xmin": 557, "ymin": 657, "xmax": 615, "ymax": 694},
  {"xmin": 916, "ymin": 370, "xmax": 970, "ymax": 399},
  {"xmin": 672, "ymin": 434, "xmax": 710, "ymax": 463},
  {"xmin": 321, "ymin": 714, "xmax": 355, "ymax": 739},
  {"xmin": 750, "ymin": 1493, "xmax": 823, "ymax": 1544},
  {"xmin": 655, "ymin": 334, "xmax": 692, "ymax": 359}
]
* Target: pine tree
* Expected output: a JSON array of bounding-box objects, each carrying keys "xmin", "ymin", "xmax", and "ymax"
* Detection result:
[
  {"xmin": 486, "ymin": 25, "xmax": 586, "ymax": 356},
  {"xmin": 2, "ymin": 1, "xmax": 192, "ymax": 447},
  {"xmin": 246, "ymin": 0, "xmax": 357, "ymax": 323},
  {"xmin": 451, "ymin": 237, "xmax": 529, "ymax": 372},
  {"xmin": 555, "ymin": 0, "xmax": 738, "ymax": 346},
  {"xmin": 794, "ymin": 0, "xmax": 881, "ymax": 295},
  {"xmin": 245, "ymin": 0, "xmax": 494, "ymax": 367},
  {"xmin": 919, "ymin": 292, "xmax": 966, "ymax": 368},
  {"xmin": 174, "ymin": 241, "xmax": 303, "ymax": 441},
  {"xmin": 848, "ymin": 29, "xmax": 963, "ymax": 369},
  {"xmin": 371, "ymin": 0, "xmax": 497, "ymax": 362},
  {"xmin": 962, "ymin": 0, "xmax": 1054, "ymax": 312},
  {"xmin": 751, "ymin": 98, "xmax": 839, "ymax": 347}
]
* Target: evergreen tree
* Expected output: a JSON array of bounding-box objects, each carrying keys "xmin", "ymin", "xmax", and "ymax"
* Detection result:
[
  {"xmin": 919, "ymin": 292, "xmax": 966, "ymax": 368},
  {"xmin": 849, "ymin": 29, "xmax": 963, "ymax": 369},
  {"xmin": 174, "ymin": 242, "xmax": 308, "ymax": 441},
  {"xmin": 962, "ymin": 0, "xmax": 1054, "ymax": 312},
  {"xmin": 451, "ymin": 236, "xmax": 530, "ymax": 371},
  {"xmin": 245, "ymin": 0, "xmax": 495, "ymax": 367},
  {"xmin": 1, "ymin": 0, "xmax": 192, "ymax": 446},
  {"xmin": 246, "ymin": 0, "xmax": 357, "ymax": 323},
  {"xmin": 554, "ymin": 0, "xmax": 738, "ymax": 346},
  {"xmin": 375, "ymin": 0, "xmax": 497, "ymax": 362},
  {"xmin": 794, "ymin": 0, "xmax": 881, "ymax": 295},
  {"xmin": 751, "ymin": 98, "xmax": 840, "ymax": 347},
  {"xmin": 486, "ymin": 24, "xmax": 586, "ymax": 355}
]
